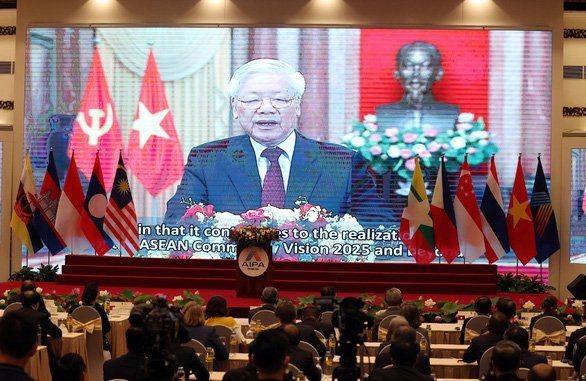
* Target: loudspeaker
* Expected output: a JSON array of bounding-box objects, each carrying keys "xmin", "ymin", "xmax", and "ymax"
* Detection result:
[{"xmin": 568, "ymin": 274, "xmax": 586, "ymax": 299}]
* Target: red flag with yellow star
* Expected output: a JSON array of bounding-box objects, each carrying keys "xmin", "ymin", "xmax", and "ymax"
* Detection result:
[{"xmin": 506, "ymin": 157, "xmax": 537, "ymax": 265}]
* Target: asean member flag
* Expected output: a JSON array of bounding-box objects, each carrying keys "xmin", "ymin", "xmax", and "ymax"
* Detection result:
[
  {"xmin": 400, "ymin": 157, "xmax": 435, "ymax": 264},
  {"xmin": 453, "ymin": 156, "xmax": 485, "ymax": 263},
  {"xmin": 31, "ymin": 150, "xmax": 66, "ymax": 255},
  {"xmin": 104, "ymin": 152, "xmax": 140, "ymax": 257},
  {"xmin": 430, "ymin": 157, "xmax": 459, "ymax": 263},
  {"xmin": 479, "ymin": 155, "xmax": 510, "ymax": 263},
  {"xmin": 11, "ymin": 153, "xmax": 43, "ymax": 254},
  {"xmin": 530, "ymin": 155, "xmax": 560, "ymax": 263},
  {"xmin": 55, "ymin": 151, "xmax": 92, "ymax": 254},
  {"xmin": 80, "ymin": 151, "xmax": 114, "ymax": 256},
  {"xmin": 69, "ymin": 46, "xmax": 123, "ymax": 191},
  {"xmin": 127, "ymin": 48, "xmax": 183, "ymax": 197},
  {"xmin": 507, "ymin": 156, "xmax": 537, "ymax": 265}
]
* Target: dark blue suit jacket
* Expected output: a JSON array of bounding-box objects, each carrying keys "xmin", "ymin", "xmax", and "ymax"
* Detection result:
[{"xmin": 164, "ymin": 131, "xmax": 395, "ymax": 227}]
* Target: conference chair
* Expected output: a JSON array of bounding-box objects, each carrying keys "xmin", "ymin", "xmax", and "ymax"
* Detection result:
[
  {"xmin": 517, "ymin": 368, "xmax": 530, "ymax": 379},
  {"xmin": 463, "ymin": 315, "xmax": 490, "ymax": 344},
  {"xmin": 299, "ymin": 340, "xmax": 320, "ymax": 365},
  {"xmin": 377, "ymin": 314, "xmax": 398, "ymax": 342},
  {"xmin": 580, "ymin": 355, "xmax": 586, "ymax": 379},
  {"xmin": 322, "ymin": 311, "xmax": 333, "ymax": 325},
  {"xmin": 288, "ymin": 363, "xmax": 301, "ymax": 378},
  {"xmin": 251, "ymin": 309, "xmax": 280, "ymax": 326},
  {"xmin": 182, "ymin": 338, "xmax": 207, "ymax": 363},
  {"xmin": 379, "ymin": 343, "xmax": 391, "ymax": 355},
  {"xmin": 573, "ymin": 335, "xmax": 586, "ymax": 360},
  {"xmin": 478, "ymin": 346, "xmax": 495, "ymax": 380},
  {"xmin": 314, "ymin": 329, "xmax": 326, "ymax": 344},
  {"xmin": 71, "ymin": 306, "xmax": 103, "ymax": 381},
  {"xmin": 415, "ymin": 330, "xmax": 431, "ymax": 357},
  {"xmin": 532, "ymin": 316, "xmax": 566, "ymax": 345},
  {"xmin": 3, "ymin": 301, "xmax": 22, "ymax": 314},
  {"xmin": 213, "ymin": 324, "xmax": 235, "ymax": 346},
  {"xmin": 383, "ymin": 364, "xmax": 394, "ymax": 369}
]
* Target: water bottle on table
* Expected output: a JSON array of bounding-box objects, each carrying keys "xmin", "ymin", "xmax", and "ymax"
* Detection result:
[
  {"xmin": 230, "ymin": 333, "xmax": 238, "ymax": 355},
  {"xmin": 177, "ymin": 366, "xmax": 186, "ymax": 381},
  {"xmin": 205, "ymin": 347, "xmax": 214, "ymax": 372}
]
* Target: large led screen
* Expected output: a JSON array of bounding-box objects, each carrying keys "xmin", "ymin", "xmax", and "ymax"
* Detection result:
[{"xmin": 23, "ymin": 27, "xmax": 552, "ymax": 269}]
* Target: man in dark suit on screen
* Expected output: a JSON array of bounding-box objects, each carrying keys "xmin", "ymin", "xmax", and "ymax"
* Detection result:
[{"xmin": 165, "ymin": 59, "xmax": 395, "ymax": 227}]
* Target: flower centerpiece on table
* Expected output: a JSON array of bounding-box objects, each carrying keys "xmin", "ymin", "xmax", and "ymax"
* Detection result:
[
  {"xmin": 228, "ymin": 225, "xmax": 280, "ymax": 247},
  {"xmin": 341, "ymin": 113, "xmax": 499, "ymax": 185}
]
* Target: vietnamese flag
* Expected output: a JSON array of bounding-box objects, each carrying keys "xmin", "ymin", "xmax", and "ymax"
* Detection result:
[
  {"xmin": 127, "ymin": 48, "xmax": 183, "ymax": 197},
  {"xmin": 69, "ymin": 46, "xmax": 123, "ymax": 191},
  {"xmin": 507, "ymin": 156, "xmax": 537, "ymax": 265}
]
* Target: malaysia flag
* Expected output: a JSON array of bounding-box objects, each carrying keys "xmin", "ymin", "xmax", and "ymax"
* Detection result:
[{"xmin": 430, "ymin": 157, "xmax": 459, "ymax": 263}]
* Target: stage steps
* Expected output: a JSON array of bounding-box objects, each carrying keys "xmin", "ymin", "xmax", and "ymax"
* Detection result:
[{"xmin": 57, "ymin": 255, "xmax": 497, "ymax": 295}]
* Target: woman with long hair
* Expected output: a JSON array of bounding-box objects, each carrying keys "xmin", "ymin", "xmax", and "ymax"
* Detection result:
[{"xmin": 182, "ymin": 301, "xmax": 228, "ymax": 360}]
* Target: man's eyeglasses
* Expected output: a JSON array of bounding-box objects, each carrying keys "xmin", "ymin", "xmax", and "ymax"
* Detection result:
[{"xmin": 237, "ymin": 97, "xmax": 297, "ymax": 109}]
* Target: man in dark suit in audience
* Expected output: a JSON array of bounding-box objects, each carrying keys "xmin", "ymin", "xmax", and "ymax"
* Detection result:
[
  {"xmin": 274, "ymin": 302, "xmax": 327, "ymax": 359},
  {"xmin": 8, "ymin": 280, "xmax": 50, "ymax": 316},
  {"xmin": 459, "ymin": 296, "xmax": 492, "ymax": 344},
  {"xmin": 527, "ymin": 363, "xmax": 556, "ymax": 381},
  {"xmin": 104, "ymin": 327, "xmax": 148, "ymax": 381},
  {"xmin": 252, "ymin": 329, "xmax": 290, "ymax": 381},
  {"xmin": 463, "ymin": 312, "xmax": 509, "ymax": 364},
  {"xmin": 491, "ymin": 340, "xmax": 524, "ymax": 381},
  {"xmin": 282, "ymin": 324, "xmax": 321, "ymax": 381},
  {"xmin": 318, "ymin": 285, "xmax": 337, "ymax": 312},
  {"xmin": 373, "ymin": 326, "xmax": 431, "ymax": 375},
  {"xmin": 565, "ymin": 324, "xmax": 586, "ymax": 361},
  {"xmin": 20, "ymin": 290, "xmax": 61, "ymax": 345},
  {"xmin": 298, "ymin": 306, "xmax": 336, "ymax": 340},
  {"xmin": 495, "ymin": 297, "xmax": 517, "ymax": 321},
  {"xmin": 372, "ymin": 288, "xmax": 403, "ymax": 342},
  {"xmin": 370, "ymin": 338, "xmax": 434, "ymax": 381},
  {"xmin": 249, "ymin": 287, "xmax": 279, "ymax": 323},
  {"xmin": 503, "ymin": 326, "xmax": 547, "ymax": 370},
  {"xmin": 0, "ymin": 310, "xmax": 37, "ymax": 381},
  {"xmin": 170, "ymin": 342, "xmax": 210, "ymax": 380}
]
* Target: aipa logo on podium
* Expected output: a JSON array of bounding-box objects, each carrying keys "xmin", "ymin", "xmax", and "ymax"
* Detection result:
[{"xmin": 238, "ymin": 246, "xmax": 270, "ymax": 277}]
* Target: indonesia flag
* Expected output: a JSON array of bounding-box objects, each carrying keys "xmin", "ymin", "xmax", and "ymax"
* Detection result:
[
  {"xmin": 480, "ymin": 156, "xmax": 510, "ymax": 263},
  {"xmin": 80, "ymin": 151, "xmax": 114, "ymax": 256},
  {"xmin": 453, "ymin": 156, "xmax": 485, "ymax": 263},
  {"xmin": 430, "ymin": 157, "xmax": 459, "ymax": 263},
  {"xmin": 104, "ymin": 152, "xmax": 140, "ymax": 257},
  {"xmin": 55, "ymin": 152, "xmax": 92, "ymax": 253}
]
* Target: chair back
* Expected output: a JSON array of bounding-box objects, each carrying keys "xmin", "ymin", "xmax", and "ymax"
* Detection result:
[
  {"xmin": 517, "ymin": 368, "xmax": 530, "ymax": 379},
  {"xmin": 71, "ymin": 306, "xmax": 103, "ymax": 381},
  {"xmin": 379, "ymin": 343, "xmax": 391, "ymax": 355},
  {"xmin": 182, "ymin": 339, "xmax": 207, "ymax": 363},
  {"xmin": 251, "ymin": 310, "xmax": 279, "ymax": 326},
  {"xmin": 532, "ymin": 316, "xmax": 566, "ymax": 345},
  {"xmin": 478, "ymin": 346, "xmax": 495, "ymax": 380},
  {"xmin": 314, "ymin": 329, "xmax": 326, "ymax": 344},
  {"xmin": 3, "ymin": 302, "xmax": 22, "ymax": 314},
  {"xmin": 574, "ymin": 335, "xmax": 586, "ymax": 360},
  {"xmin": 580, "ymin": 355, "xmax": 586, "ymax": 379},
  {"xmin": 383, "ymin": 364, "xmax": 394, "ymax": 369},
  {"xmin": 298, "ymin": 341, "xmax": 320, "ymax": 364},
  {"xmin": 464, "ymin": 315, "xmax": 489, "ymax": 344},
  {"xmin": 377, "ymin": 315, "xmax": 398, "ymax": 341},
  {"xmin": 288, "ymin": 363, "xmax": 301, "ymax": 378},
  {"xmin": 213, "ymin": 324, "xmax": 235, "ymax": 345},
  {"xmin": 322, "ymin": 311, "xmax": 333, "ymax": 325},
  {"xmin": 415, "ymin": 330, "xmax": 431, "ymax": 357}
]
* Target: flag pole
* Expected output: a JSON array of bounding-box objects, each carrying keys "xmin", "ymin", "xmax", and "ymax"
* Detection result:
[{"xmin": 516, "ymin": 258, "xmax": 519, "ymax": 275}]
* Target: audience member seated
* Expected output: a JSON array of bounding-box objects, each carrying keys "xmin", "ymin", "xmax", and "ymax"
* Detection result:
[
  {"xmin": 398, "ymin": 302, "xmax": 428, "ymax": 342},
  {"xmin": 463, "ymin": 312, "xmax": 509, "ymax": 364},
  {"xmin": 319, "ymin": 285, "xmax": 337, "ymax": 312},
  {"xmin": 527, "ymin": 363, "xmax": 556, "ymax": 381},
  {"xmin": 459, "ymin": 296, "xmax": 492, "ymax": 344},
  {"xmin": 282, "ymin": 324, "xmax": 321, "ymax": 381},
  {"xmin": 503, "ymin": 326, "xmax": 547, "ymax": 370},
  {"xmin": 69, "ymin": 282, "xmax": 111, "ymax": 350},
  {"xmin": 565, "ymin": 323, "xmax": 586, "ymax": 361},
  {"xmin": 377, "ymin": 316, "xmax": 409, "ymax": 354},
  {"xmin": 573, "ymin": 329, "xmax": 586, "ymax": 372},
  {"xmin": 0, "ymin": 310, "xmax": 37, "ymax": 381},
  {"xmin": 273, "ymin": 302, "xmax": 327, "ymax": 359},
  {"xmin": 20, "ymin": 290, "xmax": 62, "ymax": 345},
  {"xmin": 495, "ymin": 297, "xmax": 517, "ymax": 321},
  {"xmin": 8, "ymin": 280, "xmax": 50, "ymax": 315},
  {"xmin": 370, "ymin": 338, "xmax": 434, "ymax": 381},
  {"xmin": 103, "ymin": 326, "xmax": 148, "ymax": 381},
  {"xmin": 222, "ymin": 340, "xmax": 257, "ymax": 381},
  {"xmin": 491, "ymin": 340, "xmax": 524, "ymax": 381},
  {"xmin": 528, "ymin": 295, "xmax": 566, "ymax": 337},
  {"xmin": 56, "ymin": 353, "xmax": 87, "ymax": 381},
  {"xmin": 252, "ymin": 329, "xmax": 290, "ymax": 381},
  {"xmin": 374, "ymin": 325, "xmax": 431, "ymax": 375},
  {"xmin": 249, "ymin": 287, "xmax": 279, "ymax": 323},
  {"xmin": 182, "ymin": 301, "xmax": 229, "ymax": 361},
  {"xmin": 298, "ymin": 306, "xmax": 336, "ymax": 340},
  {"xmin": 170, "ymin": 332, "xmax": 210, "ymax": 380},
  {"xmin": 372, "ymin": 288, "xmax": 403, "ymax": 342},
  {"xmin": 205, "ymin": 295, "xmax": 245, "ymax": 342}
]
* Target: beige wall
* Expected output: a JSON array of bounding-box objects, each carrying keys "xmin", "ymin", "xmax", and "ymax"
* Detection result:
[{"xmin": 8, "ymin": 0, "xmax": 567, "ymax": 293}]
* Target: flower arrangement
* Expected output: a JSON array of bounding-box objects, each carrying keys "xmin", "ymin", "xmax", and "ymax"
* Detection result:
[
  {"xmin": 341, "ymin": 113, "xmax": 498, "ymax": 180},
  {"xmin": 229, "ymin": 225, "xmax": 280, "ymax": 247}
]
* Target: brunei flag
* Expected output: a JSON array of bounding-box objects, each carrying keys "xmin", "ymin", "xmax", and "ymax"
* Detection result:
[{"xmin": 400, "ymin": 157, "xmax": 435, "ymax": 264}]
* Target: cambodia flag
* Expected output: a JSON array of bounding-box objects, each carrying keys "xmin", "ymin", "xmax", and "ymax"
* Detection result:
[
  {"xmin": 507, "ymin": 157, "xmax": 537, "ymax": 265},
  {"xmin": 31, "ymin": 150, "xmax": 66, "ymax": 255},
  {"xmin": 480, "ymin": 156, "xmax": 510, "ymax": 263},
  {"xmin": 80, "ymin": 151, "xmax": 114, "ymax": 256},
  {"xmin": 430, "ymin": 157, "xmax": 459, "ymax": 263},
  {"xmin": 127, "ymin": 48, "xmax": 183, "ymax": 197},
  {"xmin": 69, "ymin": 46, "xmax": 123, "ymax": 191},
  {"xmin": 530, "ymin": 156, "xmax": 560, "ymax": 263}
]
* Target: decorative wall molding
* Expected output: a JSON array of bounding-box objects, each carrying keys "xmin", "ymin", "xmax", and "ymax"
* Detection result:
[
  {"xmin": 0, "ymin": 26, "xmax": 15, "ymax": 36},
  {"xmin": 0, "ymin": 101, "xmax": 14, "ymax": 110}
]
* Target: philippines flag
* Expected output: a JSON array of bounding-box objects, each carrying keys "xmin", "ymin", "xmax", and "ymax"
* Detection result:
[
  {"xmin": 480, "ymin": 155, "xmax": 510, "ymax": 263},
  {"xmin": 80, "ymin": 151, "xmax": 114, "ymax": 256},
  {"xmin": 430, "ymin": 157, "xmax": 459, "ymax": 263},
  {"xmin": 31, "ymin": 150, "xmax": 66, "ymax": 255},
  {"xmin": 104, "ymin": 152, "xmax": 140, "ymax": 257}
]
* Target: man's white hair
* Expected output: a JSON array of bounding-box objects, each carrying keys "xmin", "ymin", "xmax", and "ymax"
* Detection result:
[{"xmin": 226, "ymin": 58, "xmax": 306, "ymax": 98}]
